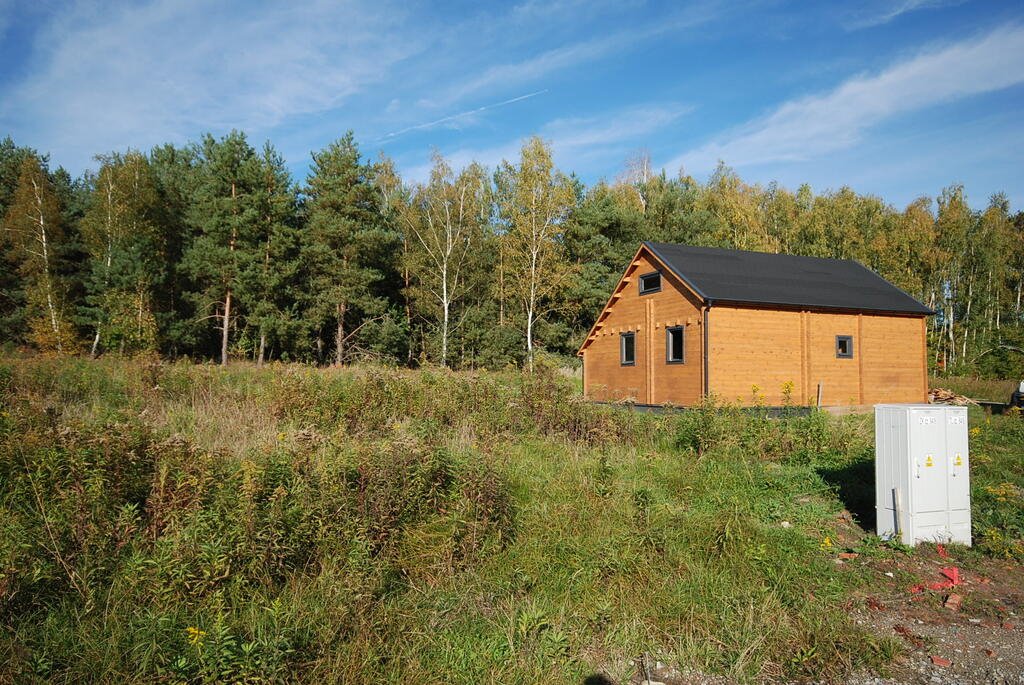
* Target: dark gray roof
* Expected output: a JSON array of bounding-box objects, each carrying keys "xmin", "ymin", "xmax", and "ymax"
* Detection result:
[{"xmin": 643, "ymin": 241, "xmax": 933, "ymax": 315}]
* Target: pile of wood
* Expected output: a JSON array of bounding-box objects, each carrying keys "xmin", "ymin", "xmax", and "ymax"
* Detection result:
[{"xmin": 928, "ymin": 388, "xmax": 977, "ymax": 405}]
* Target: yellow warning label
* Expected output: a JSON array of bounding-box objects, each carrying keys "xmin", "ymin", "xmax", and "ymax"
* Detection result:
[
  {"xmin": 954, "ymin": 454, "xmax": 963, "ymax": 466},
  {"xmin": 925, "ymin": 455, "xmax": 934, "ymax": 467}
]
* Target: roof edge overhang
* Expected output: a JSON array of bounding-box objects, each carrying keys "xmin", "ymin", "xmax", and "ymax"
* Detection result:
[
  {"xmin": 642, "ymin": 240, "xmax": 710, "ymax": 300},
  {"xmin": 576, "ymin": 243, "xmax": 709, "ymax": 356},
  {"xmin": 704, "ymin": 299, "xmax": 935, "ymax": 317}
]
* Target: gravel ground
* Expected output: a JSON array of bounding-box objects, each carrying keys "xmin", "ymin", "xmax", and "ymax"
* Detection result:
[
  {"xmin": 849, "ymin": 612, "xmax": 1023, "ymax": 684},
  {"xmin": 844, "ymin": 544, "xmax": 1023, "ymax": 685}
]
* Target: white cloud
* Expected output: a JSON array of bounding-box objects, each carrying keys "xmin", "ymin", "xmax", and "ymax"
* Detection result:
[
  {"xmin": 844, "ymin": 0, "xmax": 964, "ymax": 30},
  {"xmin": 668, "ymin": 24, "xmax": 1024, "ymax": 175},
  {"xmin": 427, "ymin": 5, "xmax": 719, "ymax": 109},
  {"xmin": 378, "ymin": 90, "xmax": 549, "ymax": 142},
  {"xmin": 0, "ymin": 0, "xmax": 421, "ymax": 170},
  {"xmin": 1, "ymin": 0, "xmax": 717, "ymax": 174},
  {"xmin": 507, "ymin": 0, "xmax": 646, "ymax": 25},
  {"xmin": 400, "ymin": 103, "xmax": 689, "ymax": 183}
]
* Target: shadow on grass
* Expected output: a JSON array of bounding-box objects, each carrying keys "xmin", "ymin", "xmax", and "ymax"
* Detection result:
[
  {"xmin": 582, "ymin": 675, "xmax": 616, "ymax": 685},
  {"xmin": 818, "ymin": 458, "xmax": 876, "ymax": 532}
]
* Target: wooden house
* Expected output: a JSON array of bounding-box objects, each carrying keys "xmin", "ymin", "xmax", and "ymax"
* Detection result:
[{"xmin": 578, "ymin": 242, "xmax": 933, "ymax": 407}]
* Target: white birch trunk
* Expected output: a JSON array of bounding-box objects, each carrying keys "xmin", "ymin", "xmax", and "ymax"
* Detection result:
[{"xmin": 30, "ymin": 175, "xmax": 62, "ymax": 353}]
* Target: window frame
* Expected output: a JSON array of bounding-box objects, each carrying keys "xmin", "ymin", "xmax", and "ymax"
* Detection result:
[
  {"xmin": 638, "ymin": 271, "xmax": 662, "ymax": 295},
  {"xmin": 836, "ymin": 335, "xmax": 854, "ymax": 359},
  {"xmin": 666, "ymin": 325, "xmax": 685, "ymax": 364},
  {"xmin": 620, "ymin": 331, "xmax": 636, "ymax": 366}
]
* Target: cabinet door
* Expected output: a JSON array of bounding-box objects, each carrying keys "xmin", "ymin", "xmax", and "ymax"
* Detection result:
[
  {"xmin": 910, "ymin": 409, "xmax": 948, "ymax": 514},
  {"xmin": 945, "ymin": 409, "xmax": 970, "ymax": 511}
]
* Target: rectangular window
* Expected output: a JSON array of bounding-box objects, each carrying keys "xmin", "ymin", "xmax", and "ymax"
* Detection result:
[
  {"xmin": 836, "ymin": 335, "xmax": 854, "ymax": 359},
  {"xmin": 639, "ymin": 272, "xmax": 661, "ymax": 295},
  {"xmin": 666, "ymin": 326, "xmax": 684, "ymax": 364},
  {"xmin": 620, "ymin": 332, "xmax": 636, "ymax": 366}
]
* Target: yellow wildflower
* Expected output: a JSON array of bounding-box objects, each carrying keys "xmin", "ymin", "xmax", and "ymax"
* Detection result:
[{"xmin": 186, "ymin": 626, "xmax": 206, "ymax": 647}]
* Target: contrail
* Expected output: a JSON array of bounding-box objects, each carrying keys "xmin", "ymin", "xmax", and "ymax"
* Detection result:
[{"xmin": 378, "ymin": 89, "xmax": 548, "ymax": 142}]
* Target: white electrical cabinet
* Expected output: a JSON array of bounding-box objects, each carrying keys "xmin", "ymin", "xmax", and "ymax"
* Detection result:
[{"xmin": 874, "ymin": 404, "xmax": 971, "ymax": 546}]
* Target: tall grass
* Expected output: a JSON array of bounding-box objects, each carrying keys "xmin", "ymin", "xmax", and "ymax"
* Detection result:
[
  {"xmin": 931, "ymin": 374, "xmax": 1019, "ymax": 402},
  {"xmin": 0, "ymin": 355, "xmax": 1020, "ymax": 682}
]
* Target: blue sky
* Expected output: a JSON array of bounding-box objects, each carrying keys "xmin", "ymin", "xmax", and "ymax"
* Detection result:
[{"xmin": 1, "ymin": 0, "xmax": 1022, "ymax": 209}]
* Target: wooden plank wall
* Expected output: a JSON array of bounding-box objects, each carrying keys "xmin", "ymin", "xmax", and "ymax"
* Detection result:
[
  {"xmin": 708, "ymin": 305, "xmax": 927, "ymax": 405},
  {"xmin": 707, "ymin": 307, "xmax": 804, "ymax": 405},
  {"xmin": 860, "ymin": 314, "xmax": 929, "ymax": 404},
  {"xmin": 582, "ymin": 250, "xmax": 704, "ymax": 405},
  {"xmin": 807, "ymin": 311, "xmax": 861, "ymax": 405}
]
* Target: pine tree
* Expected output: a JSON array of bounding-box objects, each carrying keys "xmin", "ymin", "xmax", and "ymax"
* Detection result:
[
  {"xmin": 182, "ymin": 131, "xmax": 260, "ymax": 365},
  {"xmin": 304, "ymin": 132, "xmax": 397, "ymax": 365},
  {"xmin": 149, "ymin": 143, "xmax": 199, "ymax": 356},
  {"xmin": 237, "ymin": 142, "xmax": 300, "ymax": 365}
]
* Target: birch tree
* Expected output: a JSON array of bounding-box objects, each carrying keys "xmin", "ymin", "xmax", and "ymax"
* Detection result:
[
  {"xmin": 402, "ymin": 154, "xmax": 489, "ymax": 366},
  {"xmin": 935, "ymin": 185, "xmax": 973, "ymax": 368},
  {"xmin": 80, "ymin": 151, "xmax": 162, "ymax": 355},
  {"xmin": 495, "ymin": 137, "xmax": 576, "ymax": 370},
  {"xmin": 1, "ymin": 155, "xmax": 74, "ymax": 352}
]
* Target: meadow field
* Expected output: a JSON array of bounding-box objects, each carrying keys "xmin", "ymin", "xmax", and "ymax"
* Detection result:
[{"xmin": 0, "ymin": 355, "xmax": 1021, "ymax": 683}]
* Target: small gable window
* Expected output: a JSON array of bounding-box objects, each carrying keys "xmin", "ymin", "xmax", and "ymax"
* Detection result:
[
  {"xmin": 666, "ymin": 326, "xmax": 684, "ymax": 364},
  {"xmin": 836, "ymin": 335, "xmax": 854, "ymax": 359},
  {"xmin": 620, "ymin": 332, "xmax": 636, "ymax": 366},
  {"xmin": 639, "ymin": 272, "xmax": 661, "ymax": 295}
]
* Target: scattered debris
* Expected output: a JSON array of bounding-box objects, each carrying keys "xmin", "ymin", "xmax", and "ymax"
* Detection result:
[
  {"xmin": 894, "ymin": 624, "xmax": 925, "ymax": 649},
  {"xmin": 936, "ymin": 543, "xmax": 950, "ymax": 559},
  {"xmin": 928, "ymin": 388, "xmax": 977, "ymax": 405},
  {"xmin": 839, "ymin": 552, "xmax": 859, "ymax": 560},
  {"xmin": 847, "ymin": 534, "xmax": 1024, "ymax": 685}
]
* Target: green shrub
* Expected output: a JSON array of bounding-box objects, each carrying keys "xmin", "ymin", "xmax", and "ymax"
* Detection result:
[{"xmin": 674, "ymin": 396, "xmax": 732, "ymax": 457}]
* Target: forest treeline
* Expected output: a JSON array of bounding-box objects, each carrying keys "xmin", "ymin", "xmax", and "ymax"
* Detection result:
[{"xmin": 1, "ymin": 131, "xmax": 1022, "ymax": 376}]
